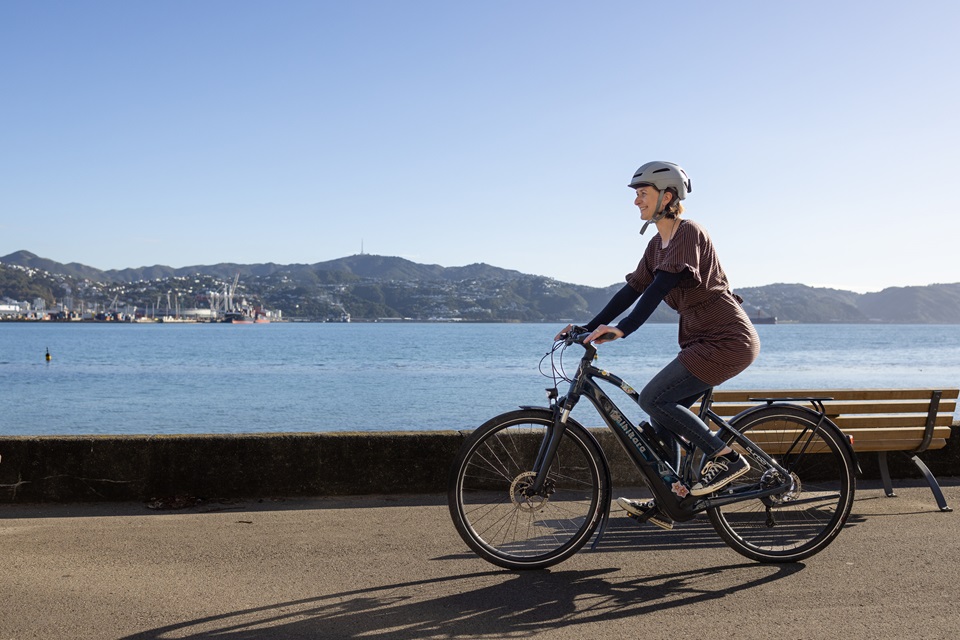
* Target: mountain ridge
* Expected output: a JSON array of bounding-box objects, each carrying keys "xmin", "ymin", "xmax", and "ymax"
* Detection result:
[
  {"xmin": 2, "ymin": 250, "xmax": 959, "ymax": 323},
  {"xmin": 0, "ymin": 250, "xmax": 526, "ymax": 284}
]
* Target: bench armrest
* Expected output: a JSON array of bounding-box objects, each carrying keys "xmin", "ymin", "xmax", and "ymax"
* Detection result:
[{"xmin": 914, "ymin": 390, "xmax": 943, "ymax": 454}]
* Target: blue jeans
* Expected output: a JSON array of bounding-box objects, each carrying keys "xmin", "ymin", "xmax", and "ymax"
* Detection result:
[{"xmin": 639, "ymin": 357, "xmax": 727, "ymax": 458}]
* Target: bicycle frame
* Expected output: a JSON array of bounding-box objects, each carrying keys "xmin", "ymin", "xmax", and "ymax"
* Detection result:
[{"xmin": 528, "ymin": 340, "xmax": 798, "ymax": 524}]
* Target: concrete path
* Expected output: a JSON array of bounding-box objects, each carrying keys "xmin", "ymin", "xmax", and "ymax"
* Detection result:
[{"xmin": 2, "ymin": 480, "xmax": 959, "ymax": 640}]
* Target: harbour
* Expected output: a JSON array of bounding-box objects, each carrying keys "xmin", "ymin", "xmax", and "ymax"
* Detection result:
[{"xmin": 0, "ymin": 272, "xmax": 280, "ymax": 324}]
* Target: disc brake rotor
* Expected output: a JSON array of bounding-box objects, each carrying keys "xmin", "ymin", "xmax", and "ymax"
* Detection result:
[
  {"xmin": 780, "ymin": 472, "xmax": 802, "ymax": 503},
  {"xmin": 759, "ymin": 468, "xmax": 803, "ymax": 506},
  {"xmin": 510, "ymin": 471, "xmax": 552, "ymax": 512}
]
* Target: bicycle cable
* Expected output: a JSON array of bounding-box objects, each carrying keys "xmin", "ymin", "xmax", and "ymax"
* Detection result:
[{"xmin": 539, "ymin": 337, "xmax": 575, "ymax": 386}]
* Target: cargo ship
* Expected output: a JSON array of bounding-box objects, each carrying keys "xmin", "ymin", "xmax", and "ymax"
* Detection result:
[{"xmin": 222, "ymin": 308, "xmax": 271, "ymax": 324}]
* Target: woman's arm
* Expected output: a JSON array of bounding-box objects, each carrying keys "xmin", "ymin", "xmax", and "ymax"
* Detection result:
[
  {"xmin": 615, "ymin": 269, "xmax": 682, "ymax": 337},
  {"xmin": 583, "ymin": 283, "xmax": 641, "ymax": 331},
  {"xmin": 583, "ymin": 270, "xmax": 682, "ymax": 344}
]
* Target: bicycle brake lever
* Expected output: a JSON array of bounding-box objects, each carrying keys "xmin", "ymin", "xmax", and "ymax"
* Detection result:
[{"xmin": 563, "ymin": 325, "xmax": 589, "ymax": 346}]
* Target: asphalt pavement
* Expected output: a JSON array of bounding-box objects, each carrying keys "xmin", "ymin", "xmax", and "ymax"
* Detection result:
[{"xmin": 2, "ymin": 480, "xmax": 959, "ymax": 640}]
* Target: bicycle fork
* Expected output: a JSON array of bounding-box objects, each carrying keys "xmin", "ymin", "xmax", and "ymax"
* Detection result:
[
  {"xmin": 525, "ymin": 389, "xmax": 614, "ymax": 550},
  {"xmin": 526, "ymin": 390, "xmax": 581, "ymax": 496}
]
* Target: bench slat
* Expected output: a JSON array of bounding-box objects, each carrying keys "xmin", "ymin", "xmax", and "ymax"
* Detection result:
[
  {"xmin": 833, "ymin": 414, "xmax": 954, "ymax": 428},
  {"xmin": 700, "ymin": 411, "xmax": 953, "ymax": 428},
  {"xmin": 724, "ymin": 427, "xmax": 950, "ymax": 454},
  {"xmin": 736, "ymin": 439, "xmax": 947, "ymax": 455},
  {"xmin": 842, "ymin": 426, "xmax": 953, "ymax": 441},
  {"xmin": 848, "ymin": 438, "xmax": 947, "ymax": 452},
  {"xmin": 711, "ymin": 388, "xmax": 959, "ymax": 402},
  {"xmin": 698, "ymin": 400, "xmax": 956, "ymax": 416},
  {"xmin": 737, "ymin": 435, "xmax": 834, "ymax": 455},
  {"xmin": 755, "ymin": 437, "xmax": 950, "ymax": 453}
]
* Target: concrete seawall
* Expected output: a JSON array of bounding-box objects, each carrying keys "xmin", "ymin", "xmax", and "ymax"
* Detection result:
[{"xmin": 1, "ymin": 425, "xmax": 959, "ymax": 503}]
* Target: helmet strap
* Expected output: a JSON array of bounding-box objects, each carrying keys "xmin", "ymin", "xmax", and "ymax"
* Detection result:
[{"xmin": 639, "ymin": 191, "xmax": 666, "ymax": 235}]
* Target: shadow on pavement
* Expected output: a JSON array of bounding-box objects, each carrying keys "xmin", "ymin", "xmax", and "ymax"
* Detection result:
[{"xmin": 123, "ymin": 562, "xmax": 804, "ymax": 639}]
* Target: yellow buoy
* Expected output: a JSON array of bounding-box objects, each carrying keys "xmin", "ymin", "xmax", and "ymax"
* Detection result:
[{"xmin": 45, "ymin": 348, "xmax": 51, "ymax": 362}]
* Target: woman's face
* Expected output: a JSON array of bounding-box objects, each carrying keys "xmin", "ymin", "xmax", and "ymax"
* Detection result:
[{"xmin": 634, "ymin": 186, "xmax": 670, "ymax": 220}]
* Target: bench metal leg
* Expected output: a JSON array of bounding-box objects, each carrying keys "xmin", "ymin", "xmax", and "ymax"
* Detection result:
[
  {"xmin": 909, "ymin": 454, "xmax": 953, "ymax": 512},
  {"xmin": 879, "ymin": 451, "xmax": 952, "ymax": 511},
  {"xmin": 878, "ymin": 451, "xmax": 896, "ymax": 498}
]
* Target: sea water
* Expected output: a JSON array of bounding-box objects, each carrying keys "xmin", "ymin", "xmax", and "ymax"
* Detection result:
[{"xmin": 1, "ymin": 322, "xmax": 958, "ymax": 436}]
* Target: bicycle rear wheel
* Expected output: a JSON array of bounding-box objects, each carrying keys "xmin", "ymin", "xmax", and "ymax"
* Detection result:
[
  {"xmin": 708, "ymin": 405, "xmax": 856, "ymax": 563},
  {"xmin": 448, "ymin": 409, "xmax": 607, "ymax": 570}
]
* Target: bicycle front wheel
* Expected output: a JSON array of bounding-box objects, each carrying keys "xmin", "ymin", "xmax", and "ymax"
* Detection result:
[
  {"xmin": 708, "ymin": 405, "xmax": 856, "ymax": 563},
  {"xmin": 448, "ymin": 409, "xmax": 607, "ymax": 570}
]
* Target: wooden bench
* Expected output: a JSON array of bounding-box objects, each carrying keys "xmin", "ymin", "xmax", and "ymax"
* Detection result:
[{"xmin": 702, "ymin": 388, "xmax": 959, "ymax": 512}]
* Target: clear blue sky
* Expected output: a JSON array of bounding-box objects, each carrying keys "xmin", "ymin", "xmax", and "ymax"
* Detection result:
[{"xmin": 2, "ymin": 1, "xmax": 958, "ymax": 292}]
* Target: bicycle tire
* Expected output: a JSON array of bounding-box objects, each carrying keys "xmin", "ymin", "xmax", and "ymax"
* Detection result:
[
  {"xmin": 707, "ymin": 404, "xmax": 856, "ymax": 563},
  {"xmin": 448, "ymin": 408, "xmax": 607, "ymax": 570}
]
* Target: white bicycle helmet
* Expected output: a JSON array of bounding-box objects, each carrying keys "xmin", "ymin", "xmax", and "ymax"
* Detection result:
[
  {"xmin": 628, "ymin": 161, "xmax": 691, "ymax": 198},
  {"xmin": 629, "ymin": 161, "xmax": 692, "ymax": 234}
]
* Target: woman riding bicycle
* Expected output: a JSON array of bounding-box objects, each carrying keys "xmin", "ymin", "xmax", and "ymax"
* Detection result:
[{"xmin": 556, "ymin": 161, "xmax": 760, "ymax": 530}]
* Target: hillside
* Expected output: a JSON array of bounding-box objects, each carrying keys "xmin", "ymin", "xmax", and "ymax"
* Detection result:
[{"xmin": 1, "ymin": 250, "xmax": 958, "ymax": 323}]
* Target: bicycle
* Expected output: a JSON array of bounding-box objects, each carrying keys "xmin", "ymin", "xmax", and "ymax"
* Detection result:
[{"xmin": 448, "ymin": 327, "xmax": 857, "ymax": 570}]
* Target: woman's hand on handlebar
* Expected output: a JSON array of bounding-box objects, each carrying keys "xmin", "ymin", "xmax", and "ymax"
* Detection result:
[
  {"xmin": 584, "ymin": 325, "xmax": 623, "ymax": 345},
  {"xmin": 554, "ymin": 324, "xmax": 576, "ymax": 341},
  {"xmin": 554, "ymin": 324, "xmax": 623, "ymax": 345}
]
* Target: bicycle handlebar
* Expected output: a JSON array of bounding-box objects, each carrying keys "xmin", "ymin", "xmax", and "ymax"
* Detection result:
[{"xmin": 559, "ymin": 326, "xmax": 617, "ymax": 348}]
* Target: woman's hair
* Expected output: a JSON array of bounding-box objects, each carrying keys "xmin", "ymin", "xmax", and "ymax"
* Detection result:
[{"xmin": 663, "ymin": 188, "xmax": 684, "ymax": 218}]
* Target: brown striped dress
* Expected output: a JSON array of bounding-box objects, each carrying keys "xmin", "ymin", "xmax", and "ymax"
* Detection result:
[{"xmin": 625, "ymin": 219, "xmax": 760, "ymax": 386}]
